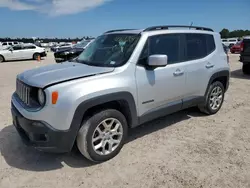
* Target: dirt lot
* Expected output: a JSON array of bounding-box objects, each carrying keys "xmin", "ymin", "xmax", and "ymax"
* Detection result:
[{"xmin": 0, "ymin": 53, "xmax": 250, "ymax": 188}]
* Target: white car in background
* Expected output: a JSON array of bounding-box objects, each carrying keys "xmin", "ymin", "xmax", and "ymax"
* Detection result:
[
  {"xmin": 0, "ymin": 44, "xmax": 46, "ymax": 63},
  {"xmin": 0, "ymin": 41, "xmax": 22, "ymax": 50}
]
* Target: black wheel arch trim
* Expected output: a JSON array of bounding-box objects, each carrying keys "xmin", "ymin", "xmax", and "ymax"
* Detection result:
[
  {"xmin": 67, "ymin": 91, "xmax": 138, "ymax": 150},
  {"xmin": 206, "ymin": 70, "xmax": 230, "ymax": 95}
]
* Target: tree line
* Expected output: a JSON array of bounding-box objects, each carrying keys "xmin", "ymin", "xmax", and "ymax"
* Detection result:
[
  {"xmin": 220, "ymin": 29, "xmax": 250, "ymax": 39},
  {"xmin": 0, "ymin": 36, "xmax": 95, "ymax": 43}
]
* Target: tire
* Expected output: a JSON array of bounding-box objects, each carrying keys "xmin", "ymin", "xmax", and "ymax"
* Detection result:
[
  {"xmin": 77, "ymin": 109, "xmax": 128, "ymax": 162},
  {"xmin": 33, "ymin": 53, "xmax": 40, "ymax": 60},
  {"xmin": 199, "ymin": 81, "xmax": 225, "ymax": 115},
  {"xmin": 0, "ymin": 55, "xmax": 4, "ymax": 63},
  {"xmin": 242, "ymin": 64, "xmax": 250, "ymax": 75}
]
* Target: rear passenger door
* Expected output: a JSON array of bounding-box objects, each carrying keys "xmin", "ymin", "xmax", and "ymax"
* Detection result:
[
  {"xmin": 23, "ymin": 45, "xmax": 36, "ymax": 59},
  {"xmin": 182, "ymin": 33, "xmax": 216, "ymax": 106}
]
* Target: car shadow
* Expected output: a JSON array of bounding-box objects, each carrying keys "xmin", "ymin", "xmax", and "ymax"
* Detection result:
[
  {"xmin": 0, "ymin": 107, "xmax": 204, "ymax": 171},
  {"xmin": 230, "ymin": 69, "xmax": 250, "ymax": 80},
  {"xmin": 2, "ymin": 58, "xmax": 46, "ymax": 63}
]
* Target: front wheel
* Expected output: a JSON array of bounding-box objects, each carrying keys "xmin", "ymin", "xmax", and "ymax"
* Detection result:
[
  {"xmin": 199, "ymin": 81, "xmax": 225, "ymax": 115},
  {"xmin": 0, "ymin": 55, "xmax": 4, "ymax": 63},
  {"xmin": 33, "ymin": 53, "xmax": 40, "ymax": 60},
  {"xmin": 77, "ymin": 109, "xmax": 128, "ymax": 162}
]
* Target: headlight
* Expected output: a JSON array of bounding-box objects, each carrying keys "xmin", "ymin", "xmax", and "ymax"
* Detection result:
[
  {"xmin": 38, "ymin": 89, "xmax": 46, "ymax": 105},
  {"xmin": 63, "ymin": 51, "xmax": 71, "ymax": 55}
]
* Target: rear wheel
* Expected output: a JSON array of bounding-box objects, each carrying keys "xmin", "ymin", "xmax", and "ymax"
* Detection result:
[
  {"xmin": 242, "ymin": 64, "xmax": 250, "ymax": 75},
  {"xmin": 199, "ymin": 81, "xmax": 225, "ymax": 115},
  {"xmin": 77, "ymin": 109, "xmax": 128, "ymax": 162},
  {"xmin": 0, "ymin": 55, "xmax": 4, "ymax": 63}
]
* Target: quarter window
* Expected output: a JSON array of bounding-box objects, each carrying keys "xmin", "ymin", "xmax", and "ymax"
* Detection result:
[{"xmin": 206, "ymin": 35, "xmax": 216, "ymax": 54}]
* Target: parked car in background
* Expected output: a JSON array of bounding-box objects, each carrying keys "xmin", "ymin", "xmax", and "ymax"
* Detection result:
[
  {"xmin": 230, "ymin": 41, "xmax": 242, "ymax": 53},
  {"xmin": 240, "ymin": 36, "xmax": 250, "ymax": 74},
  {"xmin": 222, "ymin": 38, "xmax": 240, "ymax": 48},
  {"xmin": 0, "ymin": 41, "xmax": 22, "ymax": 50},
  {"xmin": 0, "ymin": 44, "xmax": 46, "ymax": 63},
  {"xmin": 51, "ymin": 43, "xmax": 73, "ymax": 52},
  {"xmin": 54, "ymin": 40, "xmax": 93, "ymax": 63}
]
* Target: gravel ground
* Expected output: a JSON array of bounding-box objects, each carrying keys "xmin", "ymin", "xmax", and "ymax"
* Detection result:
[{"xmin": 0, "ymin": 53, "xmax": 250, "ymax": 188}]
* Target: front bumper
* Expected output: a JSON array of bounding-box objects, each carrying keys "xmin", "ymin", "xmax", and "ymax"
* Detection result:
[
  {"xmin": 40, "ymin": 52, "xmax": 47, "ymax": 57},
  {"xmin": 11, "ymin": 102, "xmax": 75, "ymax": 153}
]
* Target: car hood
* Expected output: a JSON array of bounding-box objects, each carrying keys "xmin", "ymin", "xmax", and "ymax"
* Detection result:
[{"xmin": 17, "ymin": 62, "xmax": 115, "ymax": 88}]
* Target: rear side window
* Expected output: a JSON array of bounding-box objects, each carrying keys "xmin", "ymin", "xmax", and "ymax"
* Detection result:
[
  {"xmin": 185, "ymin": 34, "xmax": 215, "ymax": 61},
  {"xmin": 2, "ymin": 42, "xmax": 7, "ymax": 45},
  {"xmin": 185, "ymin": 34, "xmax": 207, "ymax": 60},
  {"xmin": 149, "ymin": 34, "xmax": 181, "ymax": 64},
  {"xmin": 8, "ymin": 42, "xmax": 13, "ymax": 45},
  {"xmin": 14, "ymin": 42, "xmax": 18, "ymax": 44}
]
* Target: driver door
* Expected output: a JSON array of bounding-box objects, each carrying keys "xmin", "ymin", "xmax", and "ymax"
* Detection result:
[
  {"xmin": 136, "ymin": 34, "xmax": 187, "ymax": 123},
  {"xmin": 8, "ymin": 45, "xmax": 24, "ymax": 60}
]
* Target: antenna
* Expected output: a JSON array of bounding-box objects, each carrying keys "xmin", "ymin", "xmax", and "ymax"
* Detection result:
[{"xmin": 189, "ymin": 22, "xmax": 193, "ymax": 29}]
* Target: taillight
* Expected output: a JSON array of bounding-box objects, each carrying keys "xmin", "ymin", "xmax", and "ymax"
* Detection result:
[{"xmin": 240, "ymin": 41, "xmax": 244, "ymax": 52}]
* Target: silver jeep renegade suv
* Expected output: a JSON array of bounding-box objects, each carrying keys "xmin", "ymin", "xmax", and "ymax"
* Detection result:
[{"xmin": 11, "ymin": 25, "xmax": 230, "ymax": 162}]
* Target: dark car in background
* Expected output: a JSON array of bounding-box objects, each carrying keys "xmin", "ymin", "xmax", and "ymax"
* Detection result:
[
  {"xmin": 51, "ymin": 43, "xmax": 73, "ymax": 52},
  {"xmin": 54, "ymin": 40, "xmax": 93, "ymax": 63},
  {"xmin": 240, "ymin": 36, "xmax": 250, "ymax": 74}
]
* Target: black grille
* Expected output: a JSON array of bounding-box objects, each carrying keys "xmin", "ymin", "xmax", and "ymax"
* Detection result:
[{"xmin": 16, "ymin": 79, "xmax": 31, "ymax": 106}]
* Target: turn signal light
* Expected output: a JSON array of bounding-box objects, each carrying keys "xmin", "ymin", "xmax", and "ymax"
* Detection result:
[{"xmin": 52, "ymin": 91, "xmax": 59, "ymax": 104}]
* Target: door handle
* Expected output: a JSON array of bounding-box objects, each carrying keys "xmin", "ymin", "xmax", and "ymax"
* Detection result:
[
  {"xmin": 173, "ymin": 69, "xmax": 184, "ymax": 76},
  {"xmin": 206, "ymin": 62, "xmax": 214, "ymax": 69}
]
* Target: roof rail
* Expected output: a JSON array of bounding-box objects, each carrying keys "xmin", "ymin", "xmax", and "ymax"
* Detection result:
[
  {"xmin": 104, "ymin": 29, "xmax": 138, "ymax": 34},
  {"xmin": 143, "ymin": 25, "xmax": 213, "ymax": 32}
]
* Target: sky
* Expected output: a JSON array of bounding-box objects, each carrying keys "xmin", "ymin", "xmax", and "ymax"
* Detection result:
[{"xmin": 0, "ymin": 0, "xmax": 249, "ymax": 38}]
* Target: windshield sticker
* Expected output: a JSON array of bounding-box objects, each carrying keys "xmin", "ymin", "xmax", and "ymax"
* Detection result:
[{"xmin": 110, "ymin": 61, "xmax": 116, "ymax": 65}]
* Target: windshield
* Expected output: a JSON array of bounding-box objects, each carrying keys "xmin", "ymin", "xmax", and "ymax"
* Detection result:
[
  {"xmin": 74, "ymin": 40, "xmax": 91, "ymax": 48},
  {"xmin": 76, "ymin": 34, "xmax": 140, "ymax": 67}
]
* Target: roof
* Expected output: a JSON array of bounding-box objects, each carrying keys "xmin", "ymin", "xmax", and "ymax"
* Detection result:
[{"xmin": 104, "ymin": 25, "xmax": 214, "ymax": 35}]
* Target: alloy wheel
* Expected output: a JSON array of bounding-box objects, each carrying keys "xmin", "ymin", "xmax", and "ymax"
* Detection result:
[{"xmin": 91, "ymin": 118, "xmax": 123, "ymax": 156}]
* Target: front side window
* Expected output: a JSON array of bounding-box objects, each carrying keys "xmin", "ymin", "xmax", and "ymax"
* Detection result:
[
  {"xmin": 2, "ymin": 42, "xmax": 7, "ymax": 45},
  {"xmin": 149, "ymin": 34, "xmax": 181, "ymax": 64},
  {"xmin": 138, "ymin": 34, "xmax": 182, "ymax": 65},
  {"xmin": 77, "ymin": 34, "xmax": 140, "ymax": 67},
  {"xmin": 12, "ymin": 45, "xmax": 23, "ymax": 50}
]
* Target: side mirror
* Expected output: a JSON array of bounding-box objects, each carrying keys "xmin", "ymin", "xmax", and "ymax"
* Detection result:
[
  {"xmin": 148, "ymin": 54, "xmax": 168, "ymax": 67},
  {"xmin": 9, "ymin": 48, "xmax": 13, "ymax": 51}
]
